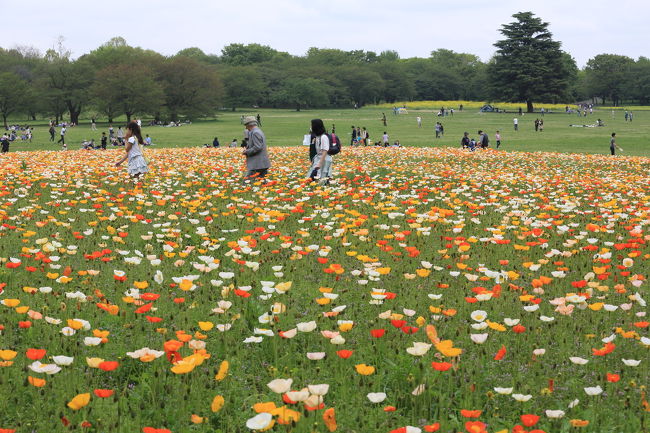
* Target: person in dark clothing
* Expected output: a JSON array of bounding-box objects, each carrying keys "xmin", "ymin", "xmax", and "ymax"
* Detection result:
[
  {"xmin": 49, "ymin": 125, "xmax": 55, "ymax": 141},
  {"xmin": 381, "ymin": 113, "xmax": 387, "ymax": 127},
  {"xmin": 461, "ymin": 132, "xmax": 470, "ymax": 149},
  {"xmin": 478, "ymin": 130, "xmax": 489, "ymax": 148},
  {"xmin": 1, "ymin": 134, "xmax": 9, "ymax": 153},
  {"xmin": 350, "ymin": 125, "xmax": 357, "ymax": 146},
  {"xmin": 213, "ymin": 137, "xmax": 220, "ymax": 148},
  {"xmin": 101, "ymin": 132, "xmax": 107, "ymax": 150},
  {"xmin": 256, "ymin": 114, "xmax": 262, "ymax": 126}
]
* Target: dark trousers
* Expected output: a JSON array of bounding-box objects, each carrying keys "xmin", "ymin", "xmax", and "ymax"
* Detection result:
[
  {"xmin": 49, "ymin": 133, "xmax": 55, "ymax": 141},
  {"xmin": 610, "ymin": 147, "xmax": 615, "ymax": 155},
  {"xmin": 58, "ymin": 136, "xmax": 65, "ymax": 144}
]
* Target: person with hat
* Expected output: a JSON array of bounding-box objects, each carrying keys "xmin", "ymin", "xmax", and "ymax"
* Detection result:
[{"xmin": 242, "ymin": 116, "xmax": 271, "ymax": 181}]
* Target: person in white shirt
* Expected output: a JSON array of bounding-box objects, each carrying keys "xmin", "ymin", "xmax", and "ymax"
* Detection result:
[
  {"xmin": 513, "ymin": 118, "xmax": 518, "ymax": 131},
  {"xmin": 382, "ymin": 132, "xmax": 389, "ymax": 146},
  {"xmin": 416, "ymin": 116, "xmax": 422, "ymax": 128},
  {"xmin": 307, "ymin": 119, "xmax": 332, "ymax": 185}
]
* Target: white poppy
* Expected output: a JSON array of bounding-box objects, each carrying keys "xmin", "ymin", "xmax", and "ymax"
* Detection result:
[
  {"xmin": 470, "ymin": 310, "xmax": 487, "ymax": 322},
  {"xmin": 280, "ymin": 328, "xmax": 297, "ymax": 339},
  {"xmin": 512, "ymin": 394, "xmax": 532, "ymax": 402},
  {"xmin": 545, "ymin": 409, "xmax": 565, "ymax": 418},
  {"xmin": 246, "ymin": 413, "xmax": 273, "ymax": 430},
  {"xmin": 504, "ymin": 318, "xmax": 520, "ymax": 326},
  {"xmin": 52, "ymin": 356, "xmax": 74, "ymax": 366},
  {"xmin": 569, "ymin": 357, "xmax": 589, "ymax": 365},
  {"xmin": 367, "ymin": 392, "xmax": 387, "ymax": 403},
  {"xmin": 533, "ymin": 348, "xmax": 546, "ymax": 356},
  {"xmin": 406, "ymin": 342, "xmax": 432, "ymax": 356},
  {"xmin": 285, "ymin": 389, "xmax": 309, "ymax": 402},
  {"xmin": 493, "ymin": 387, "xmax": 513, "ymax": 395},
  {"xmin": 243, "ymin": 336, "xmax": 263, "ymax": 343},
  {"xmin": 296, "ymin": 321, "xmax": 317, "ymax": 332},
  {"xmin": 470, "ymin": 333, "xmax": 488, "ymax": 344},
  {"xmin": 307, "ymin": 384, "xmax": 329, "ymax": 395},
  {"xmin": 584, "ymin": 386, "xmax": 603, "ymax": 396},
  {"xmin": 83, "ymin": 337, "xmax": 102, "ymax": 346},
  {"xmin": 267, "ymin": 378, "xmax": 293, "ymax": 394},
  {"xmin": 306, "ymin": 352, "xmax": 326, "ymax": 360},
  {"xmin": 622, "ymin": 359, "xmax": 641, "ymax": 367}
]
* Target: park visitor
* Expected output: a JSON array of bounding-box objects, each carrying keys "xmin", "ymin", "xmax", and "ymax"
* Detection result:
[
  {"xmin": 91, "ymin": 117, "xmax": 97, "ymax": 130},
  {"xmin": 382, "ymin": 132, "xmax": 389, "ymax": 146},
  {"xmin": 539, "ymin": 119, "xmax": 544, "ymax": 132},
  {"xmin": 58, "ymin": 125, "xmax": 67, "ymax": 149},
  {"xmin": 350, "ymin": 125, "xmax": 357, "ymax": 146},
  {"xmin": 230, "ymin": 138, "xmax": 238, "ymax": 148},
  {"xmin": 307, "ymin": 118, "xmax": 333, "ymax": 185},
  {"xmin": 113, "ymin": 120, "xmax": 149, "ymax": 179},
  {"xmin": 117, "ymin": 126, "xmax": 124, "ymax": 144},
  {"xmin": 534, "ymin": 119, "xmax": 539, "ymax": 132},
  {"xmin": 460, "ymin": 132, "xmax": 470, "ymax": 149},
  {"xmin": 478, "ymin": 130, "xmax": 489, "ymax": 148},
  {"xmin": 212, "ymin": 137, "xmax": 220, "ymax": 147},
  {"xmin": 435, "ymin": 122, "xmax": 441, "ymax": 138},
  {"xmin": 1, "ymin": 133, "xmax": 9, "ymax": 153},
  {"xmin": 145, "ymin": 135, "xmax": 153, "ymax": 146},
  {"xmin": 101, "ymin": 132, "xmax": 107, "ymax": 150},
  {"xmin": 109, "ymin": 125, "xmax": 115, "ymax": 140},
  {"xmin": 416, "ymin": 116, "xmax": 422, "ymax": 128},
  {"xmin": 242, "ymin": 116, "xmax": 271, "ymax": 181},
  {"xmin": 360, "ymin": 127, "xmax": 368, "ymax": 146},
  {"xmin": 513, "ymin": 117, "xmax": 518, "ymax": 131},
  {"xmin": 49, "ymin": 124, "xmax": 55, "ymax": 141},
  {"xmin": 610, "ymin": 133, "xmax": 622, "ymax": 155},
  {"xmin": 495, "ymin": 130, "xmax": 501, "ymax": 148}
]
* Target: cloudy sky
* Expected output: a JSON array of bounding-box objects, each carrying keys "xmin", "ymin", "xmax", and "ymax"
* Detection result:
[{"xmin": 3, "ymin": 0, "xmax": 647, "ymax": 66}]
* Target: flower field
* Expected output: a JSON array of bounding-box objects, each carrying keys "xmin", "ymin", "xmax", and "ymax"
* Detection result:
[{"xmin": 0, "ymin": 147, "xmax": 648, "ymax": 433}]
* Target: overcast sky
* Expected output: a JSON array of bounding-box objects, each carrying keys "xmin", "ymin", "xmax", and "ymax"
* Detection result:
[{"xmin": 2, "ymin": 0, "xmax": 647, "ymax": 66}]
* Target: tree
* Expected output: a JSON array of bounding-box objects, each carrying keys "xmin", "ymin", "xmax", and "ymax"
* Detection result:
[
  {"xmin": 584, "ymin": 54, "xmax": 634, "ymax": 106},
  {"xmin": 221, "ymin": 44, "xmax": 279, "ymax": 66},
  {"xmin": 221, "ymin": 66, "xmax": 265, "ymax": 110},
  {"xmin": 92, "ymin": 64, "xmax": 164, "ymax": 122},
  {"xmin": 488, "ymin": 12, "xmax": 572, "ymax": 112},
  {"xmin": 336, "ymin": 66, "xmax": 385, "ymax": 106},
  {"xmin": 625, "ymin": 57, "xmax": 650, "ymax": 104},
  {"xmin": 0, "ymin": 72, "xmax": 28, "ymax": 128},
  {"xmin": 158, "ymin": 57, "xmax": 223, "ymax": 121},
  {"xmin": 270, "ymin": 78, "xmax": 331, "ymax": 111}
]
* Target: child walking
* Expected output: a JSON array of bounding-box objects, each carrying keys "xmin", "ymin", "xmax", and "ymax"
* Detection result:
[{"xmin": 114, "ymin": 120, "xmax": 149, "ymax": 178}]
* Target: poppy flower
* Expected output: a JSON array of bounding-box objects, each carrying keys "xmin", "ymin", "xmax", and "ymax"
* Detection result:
[
  {"xmin": 355, "ymin": 364, "xmax": 375, "ymax": 375},
  {"xmin": 323, "ymin": 408, "xmax": 336, "ymax": 432},
  {"xmin": 142, "ymin": 428, "xmax": 172, "ymax": 433},
  {"xmin": 26, "ymin": 349, "xmax": 46, "ymax": 360},
  {"xmin": 512, "ymin": 325, "xmax": 526, "ymax": 334},
  {"xmin": 336, "ymin": 349, "xmax": 353, "ymax": 359},
  {"xmin": 521, "ymin": 414, "xmax": 540, "ymax": 427},
  {"xmin": 424, "ymin": 423, "xmax": 441, "ymax": 432},
  {"xmin": 28, "ymin": 376, "xmax": 46, "ymax": 387},
  {"xmin": 460, "ymin": 409, "xmax": 482, "ymax": 418},
  {"xmin": 67, "ymin": 393, "xmax": 91, "ymax": 410},
  {"xmin": 494, "ymin": 345, "xmax": 507, "ymax": 360},
  {"xmin": 98, "ymin": 361, "xmax": 119, "ymax": 371},
  {"xmin": 383, "ymin": 406, "xmax": 396, "ymax": 412},
  {"xmin": 370, "ymin": 329, "xmax": 385, "ymax": 338},
  {"xmin": 211, "ymin": 395, "xmax": 224, "ymax": 412},
  {"xmin": 431, "ymin": 361, "xmax": 452, "ymax": 371},
  {"xmin": 465, "ymin": 421, "xmax": 487, "ymax": 433},
  {"xmin": 606, "ymin": 373, "xmax": 620, "ymax": 383},
  {"xmin": 93, "ymin": 389, "xmax": 114, "ymax": 398}
]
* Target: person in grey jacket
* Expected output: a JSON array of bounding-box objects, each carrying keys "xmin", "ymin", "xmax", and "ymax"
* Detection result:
[{"xmin": 242, "ymin": 116, "xmax": 271, "ymax": 180}]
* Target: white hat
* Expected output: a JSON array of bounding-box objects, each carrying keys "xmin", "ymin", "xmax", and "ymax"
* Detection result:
[{"xmin": 243, "ymin": 116, "xmax": 258, "ymax": 126}]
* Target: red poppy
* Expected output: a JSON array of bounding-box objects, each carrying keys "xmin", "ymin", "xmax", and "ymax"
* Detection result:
[
  {"xmin": 0, "ymin": 429, "xmax": 16, "ymax": 433},
  {"xmin": 465, "ymin": 421, "xmax": 487, "ymax": 433},
  {"xmin": 606, "ymin": 373, "xmax": 620, "ymax": 383},
  {"xmin": 390, "ymin": 319, "xmax": 406, "ymax": 328},
  {"xmin": 234, "ymin": 289, "xmax": 251, "ymax": 298},
  {"xmin": 460, "ymin": 409, "xmax": 482, "ymax": 418},
  {"xmin": 142, "ymin": 428, "xmax": 172, "ymax": 433},
  {"xmin": 18, "ymin": 321, "xmax": 32, "ymax": 329},
  {"xmin": 494, "ymin": 345, "xmax": 507, "ymax": 361},
  {"xmin": 512, "ymin": 324, "xmax": 526, "ymax": 334},
  {"xmin": 134, "ymin": 303, "xmax": 153, "ymax": 314},
  {"xmin": 592, "ymin": 342, "xmax": 616, "ymax": 356},
  {"xmin": 304, "ymin": 402, "xmax": 325, "ymax": 411},
  {"xmin": 93, "ymin": 389, "xmax": 114, "ymax": 398},
  {"xmin": 424, "ymin": 423, "xmax": 441, "ymax": 432},
  {"xmin": 146, "ymin": 316, "xmax": 163, "ymax": 323},
  {"xmin": 26, "ymin": 349, "xmax": 46, "ymax": 360},
  {"xmin": 282, "ymin": 393, "xmax": 297, "ymax": 405},
  {"xmin": 173, "ymin": 298, "xmax": 185, "ymax": 304},
  {"xmin": 81, "ymin": 421, "xmax": 92, "ymax": 428},
  {"xmin": 141, "ymin": 293, "xmax": 160, "ymax": 301},
  {"xmin": 370, "ymin": 329, "xmax": 386, "ymax": 338},
  {"xmin": 520, "ymin": 414, "xmax": 540, "ymax": 427},
  {"xmin": 336, "ymin": 350, "xmax": 353, "ymax": 359},
  {"xmin": 400, "ymin": 326, "xmax": 419, "ymax": 334},
  {"xmin": 98, "ymin": 361, "xmax": 119, "ymax": 371},
  {"xmin": 383, "ymin": 406, "xmax": 396, "ymax": 412},
  {"xmin": 431, "ymin": 362, "xmax": 452, "ymax": 371}
]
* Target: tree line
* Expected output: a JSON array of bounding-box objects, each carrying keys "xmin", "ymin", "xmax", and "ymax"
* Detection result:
[{"xmin": 0, "ymin": 12, "xmax": 648, "ymax": 127}]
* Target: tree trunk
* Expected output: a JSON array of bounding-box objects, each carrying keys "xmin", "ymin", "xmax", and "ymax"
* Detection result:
[
  {"xmin": 296, "ymin": 103, "xmax": 301, "ymax": 112},
  {"xmin": 2, "ymin": 114, "xmax": 7, "ymax": 129},
  {"xmin": 70, "ymin": 110, "xmax": 80, "ymax": 125},
  {"xmin": 231, "ymin": 107, "xmax": 236, "ymax": 112},
  {"xmin": 170, "ymin": 112, "xmax": 178, "ymax": 122},
  {"xmin": 526, "ymin": 100, "xmax": 534, "ymax": 113},
  {"xmin": 108, "ymin": 115, "xmax": 113, "ymax": 123},
  {"xmin": 126, "ymin": 112, "xmax": 132, "ymax": 122}
]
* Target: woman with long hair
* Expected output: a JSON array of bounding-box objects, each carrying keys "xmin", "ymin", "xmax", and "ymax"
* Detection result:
[
  {"xmin": 114, "ymin": 121, "xmax": 149, "ymax": 178},
  {"xmin": 307, "ymin": 119, "xmax": 332, "ymax": 185}
]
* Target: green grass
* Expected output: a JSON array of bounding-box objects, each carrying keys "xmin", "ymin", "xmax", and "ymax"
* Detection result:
[{"xmin": 5, "ymin": 107, "xmax": 650, "ymax": 157}]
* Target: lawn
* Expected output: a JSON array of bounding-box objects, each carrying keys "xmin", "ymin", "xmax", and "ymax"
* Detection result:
[
  {"xmin": 4, "ymin": 106, "xmax": 649, "ymax": 156},
  {"xmin": 0, "ymin": 144, "xmax": 648, "ymax": 433}
]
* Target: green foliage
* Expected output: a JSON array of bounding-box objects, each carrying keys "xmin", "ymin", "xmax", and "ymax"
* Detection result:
[
  {"xmin": 488, "ymin": 11, "xmax": 575, "ymax": 112},
  {"xmin": 0, "ymin": 72, "xmax": 28, "ymax": 127},
  {"xmin": 584, "ymin": 54, "xmax": 634, "ymax": 106}
]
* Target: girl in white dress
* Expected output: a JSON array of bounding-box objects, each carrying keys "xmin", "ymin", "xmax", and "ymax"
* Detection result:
[{"xmin": 114, "ymin": 120, "xmax": 149, "ymax": 178}]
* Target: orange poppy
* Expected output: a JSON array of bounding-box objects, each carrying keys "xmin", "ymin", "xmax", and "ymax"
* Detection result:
[
  {"xmin": 460, "ymin": 409, "xmax": 482, "ymax": 418},
  {"xmin": 521, "ymin": 414, "xmax": 540, "ymax": 427},
  {"xmin": 26, "ymin": 348, "xmax": 46, "ymax": 360},
  {"xmin": 323, "ymin": 408, "xmax": 336, "ymax": 432},
  {"xmin": 98, "ymin": 361, "xmax": 119, "ymax": 371},
  {"xmin": 93, "ymin": 389, "xmax": 114, "ymax": 398}
]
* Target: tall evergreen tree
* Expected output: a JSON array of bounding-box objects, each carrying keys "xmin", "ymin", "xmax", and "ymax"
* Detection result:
[{"xmin": 488, "ymin": 12, "xmax": 573, "ymax": 112}]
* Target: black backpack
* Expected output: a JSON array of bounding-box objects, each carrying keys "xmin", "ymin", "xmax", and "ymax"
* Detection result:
[{"xmin": 327, "ymin": 133, "xmax": 341, "ymax": 155}]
